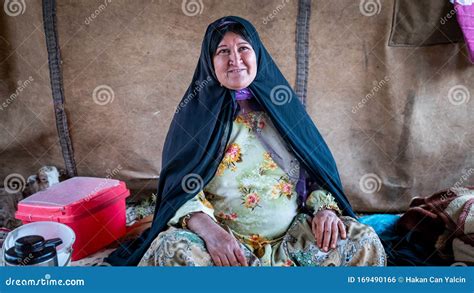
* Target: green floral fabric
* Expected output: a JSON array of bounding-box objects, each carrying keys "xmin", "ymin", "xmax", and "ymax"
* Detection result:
[{"xmin": 168, "ymin": 110, "xmax": 341, "ymax": 242}]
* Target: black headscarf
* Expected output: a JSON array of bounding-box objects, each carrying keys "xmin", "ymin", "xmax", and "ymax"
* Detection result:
[{"xmin": 106, "ymin": 16, "xmax": 355, "ymax": 266}]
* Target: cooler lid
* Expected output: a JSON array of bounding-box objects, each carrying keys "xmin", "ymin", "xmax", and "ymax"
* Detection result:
[{"xmin": 19, "ymin": 177, "xmax": 126, "ymax": 208}]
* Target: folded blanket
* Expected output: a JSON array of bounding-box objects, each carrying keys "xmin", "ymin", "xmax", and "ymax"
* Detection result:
[
  {"xmin": 360, "ymin": 214, "xmax": 449, "ymax": 266},
  {"xmin": 397, "ymin": 187, "xmax": 474, "ymax": 264}
]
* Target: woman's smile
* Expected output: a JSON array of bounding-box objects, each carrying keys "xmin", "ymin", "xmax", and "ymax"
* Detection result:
[
  {"xmin": 226, "ymin": 68, "xmax": 248, "ymax": 79},
  {"xmin": 227, "ymin": 68, "xmax": 246, "ymax": 74}
]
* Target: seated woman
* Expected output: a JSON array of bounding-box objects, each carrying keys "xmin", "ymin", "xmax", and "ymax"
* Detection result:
[{"xmin": 107, "ymin": 16, "xmax": 386, "ymax": 267}]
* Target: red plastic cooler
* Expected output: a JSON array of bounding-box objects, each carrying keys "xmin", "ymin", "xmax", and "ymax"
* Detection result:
[{"xmin": 16, "ymin": 177, "xmax": 130, "ymax": 261}]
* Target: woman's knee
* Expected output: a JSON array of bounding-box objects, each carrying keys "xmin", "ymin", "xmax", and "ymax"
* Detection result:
[
  {"xmin": 341, "ymin": 217, "xmax": 378, "ymax": 241},
  {"xmin": 340, "ymin": 217, "xmax": 386, "ymax": 266},
  {"xmin": 158, "ymin": 227, "xmax": 206, "ymax": 247},
  {"xmin": 139, "ymin": 227, "xmax": 212, "ymax": 266}
]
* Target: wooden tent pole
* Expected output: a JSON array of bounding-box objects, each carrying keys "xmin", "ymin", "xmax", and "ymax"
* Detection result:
[
  {"xmin": 42, "ymin": 0, "xmax": 77, "ymax": 178},
  {"xmin": 295, "ymin": 0, "xmax": 312, "ymax": 107}
]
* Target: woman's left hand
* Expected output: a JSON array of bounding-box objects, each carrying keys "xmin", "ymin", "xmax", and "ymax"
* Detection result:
[{"xmin": 312, "ymin": 209, "xmax": 347, "ymax": 252}]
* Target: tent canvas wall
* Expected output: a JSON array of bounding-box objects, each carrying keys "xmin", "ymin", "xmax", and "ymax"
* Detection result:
[{"xmin": 1, "ymin": 0, "xmax": 472, "ymax": 214}]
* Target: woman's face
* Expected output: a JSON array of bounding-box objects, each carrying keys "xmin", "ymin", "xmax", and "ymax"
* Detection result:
[{"xmin": 213, "ymin": 32, "xmax": 257, "ymax": 90}]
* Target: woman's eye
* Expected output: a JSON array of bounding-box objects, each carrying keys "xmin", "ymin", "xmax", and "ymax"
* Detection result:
[
  {"xmin": 239, "ymin": 46, "xmax": 249, "ymax": 52},
  {"xmin": 218, "ymin": 49, "xmax": 230, "ymax": 55}
]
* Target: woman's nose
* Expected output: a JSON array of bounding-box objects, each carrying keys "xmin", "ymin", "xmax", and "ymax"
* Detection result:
[{"xmin": 228, "ymin": 50, "xmax": 241, "ymax": 65}]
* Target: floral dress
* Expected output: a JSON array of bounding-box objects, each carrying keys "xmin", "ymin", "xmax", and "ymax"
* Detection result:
[{"xmin": 138, "ymin": 101, "xmax": 386, "ymax": 267}]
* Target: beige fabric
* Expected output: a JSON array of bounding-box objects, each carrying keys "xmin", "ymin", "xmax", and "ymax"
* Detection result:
[
  {"xmin": 308, "ymin": 0, "xmax": 473, "ymax": 212},
  {"xmin": 1, "ymin": 0, "xmax": 473, "ymax": 212},
  {"xmin": 452, "ymin": 238, "xmax": 474, "ymax": 263},
  {"xmin": 442, "ymin": 190, "xmax": 474, "ymax": 263},
  {"xmin": 444, "ymin": 194, "xmax": 474, "ymax": 232},
  {"xmin": 0, "ymin": 0, "xmax": 64, "ymax": 190}
]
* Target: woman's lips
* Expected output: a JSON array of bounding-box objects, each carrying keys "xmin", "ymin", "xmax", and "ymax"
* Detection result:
[
  {"xmin": 227, "ymin": 68, "xmax": 246, "ymax": 74},
  {"xmin": 227, "ymin": 69, "xmax": 247, "ymax": 79}
]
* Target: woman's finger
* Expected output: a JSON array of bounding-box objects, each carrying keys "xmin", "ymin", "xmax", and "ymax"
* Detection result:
[
  {"xmin": 322, "ymin": 219, "xmax": 332, "ymax": 252},
  {"xmin": 330, "ymin": 220, "xmax": 338, "ymax": 249},
  {"xmin": 219, "ymin": 254, "xmax": 230, "ymax": 266},
  {"xmin": 234, "ymin": 248, "xmax": 248, "ymax": 266},
  {"xmin": 311, "ymin": 217, "xmax": 318, "ymax": 240},
  {"xmin": 316, "ymin": 217, "xmax": 325, "ymax": 248},
  {"xmin": 226, "ymin": 249, "xmax": 239, "ymax": 266},
  {"xmin": 211, "ymin": 253, "xmax": 222, "ymax": 266},
  {"xmin": 338, "ymin": 220, "xmax": 347, "ymax": 239}
]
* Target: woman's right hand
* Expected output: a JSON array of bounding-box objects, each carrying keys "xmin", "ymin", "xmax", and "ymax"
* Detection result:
[{"xmin": 187, "ymin": 212, "xmax": 248, "ymax": 266}]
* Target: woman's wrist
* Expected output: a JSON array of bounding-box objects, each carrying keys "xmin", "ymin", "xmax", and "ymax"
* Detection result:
[
  {"xmin": 185, "ymin": 212, "xmax": 222, "ymax": 240},
  {"xmin": 314, "ymin": 208, "xmax": 337, "ymax": 216},
  {"xmin": 180, "ymin": 212, "xmax": 196, "ymax": 230},
  {"xmin": 313, "ymin": 205, "xmax": 341, "ymax": 216},
  {"xmin": 307, "ymin": 190, "xmax": 342, "ymax": 216}
]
